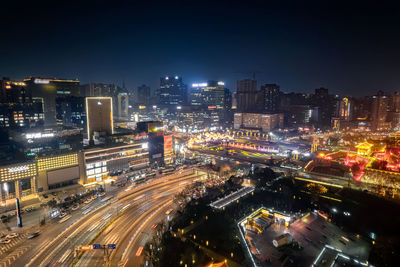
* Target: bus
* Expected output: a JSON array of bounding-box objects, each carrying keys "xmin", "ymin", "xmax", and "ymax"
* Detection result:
[
  {"xmin": 162, "ymin": 167, "xmax": 175, "ymax": 175},
  {"xmin": 146, "ymin": 172, "xmax": 157, "ymax": 178},
  {"xmin": 135, "ymin": 177, "xmax": 146, "ymax": 185}
]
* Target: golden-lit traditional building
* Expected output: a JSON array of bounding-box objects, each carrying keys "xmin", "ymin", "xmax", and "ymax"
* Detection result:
[{"xmin": 355, "ymin": 142, "xmax": 373, "ymax": 156}]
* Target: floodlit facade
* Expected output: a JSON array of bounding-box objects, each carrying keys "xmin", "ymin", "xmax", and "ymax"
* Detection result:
[
  {"xmin": 86, "ymin": 97, "xmax": 114, "ymax": 140},
  {"xmin": 234, "ymin": 112, "xmax": 284, "ymax": 133}
]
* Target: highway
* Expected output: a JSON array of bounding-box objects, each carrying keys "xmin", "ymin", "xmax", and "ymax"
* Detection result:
[
  {"xmin": 75, "ymin": 178, "xmax": 195, "ymax": 267},
  {"xmin": 3, "ymin": 169, "xmax": 205, "ymax": 267}
]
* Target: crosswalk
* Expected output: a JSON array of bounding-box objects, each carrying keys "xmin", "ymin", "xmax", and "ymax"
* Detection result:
[
  {"xmin": 0, "ymin": 245, "xmax": 31, "ymax": 267},
  {"xmin": 0, "ymin": 233, "xmax": 28, "ymax": 257}
]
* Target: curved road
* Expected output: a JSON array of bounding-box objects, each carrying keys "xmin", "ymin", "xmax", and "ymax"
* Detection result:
[{"xmin": 5, "ymin": 169, "xmax": 204, "ymax": 267}]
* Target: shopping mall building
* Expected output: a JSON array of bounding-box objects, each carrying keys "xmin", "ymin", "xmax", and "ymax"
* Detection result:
[{"xmin": 0, "ymin": 136, "xmax": 173, "ymax": 202}]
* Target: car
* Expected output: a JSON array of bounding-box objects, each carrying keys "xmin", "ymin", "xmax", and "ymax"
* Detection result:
[
  {"xmin": 59, "ymin": 212, "xmax": 67, "ymax": 218},
  {"xmin": 0, "ymin": 239, "xmax": 11, "ymax": 244},
  {"xmin": 27, "ymin": 232, "xmax": 40, "ymax": 239},
  {"xmin": 71, "ymin": 205, "xmax": 79, "ymax": 211},
  {"xmin": 6, "ymin": 233, "xmax": 18, "ymax": 239}
]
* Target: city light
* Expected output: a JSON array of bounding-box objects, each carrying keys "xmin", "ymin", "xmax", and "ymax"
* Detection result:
[
  {"xmin": 0, "ymin": 4, "xmax": 398, "ymax": 267},
  {"xmin": 192, "ymin": 83, "xmax": 208, "ymax": 87}
]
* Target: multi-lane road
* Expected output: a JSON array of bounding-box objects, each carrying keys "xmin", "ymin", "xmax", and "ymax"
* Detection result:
[{"xmin": 0, "ymin": 168, "xmax": 205, "ymax": 267}]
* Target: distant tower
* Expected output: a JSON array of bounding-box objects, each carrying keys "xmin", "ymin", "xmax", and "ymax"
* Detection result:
[
  {"xmin": 371, "ymin": 91, "xmax": 389, "ymax": 131},
  {"xmin": 236, "ymin": 79, "xmax": 257, "ymax": 112}
]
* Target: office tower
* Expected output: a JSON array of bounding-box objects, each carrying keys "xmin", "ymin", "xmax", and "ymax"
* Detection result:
[
  {"xmin": 338, "ymin": 97, "xmax": 353, "ymax": 121},
  {"xmin": 190, "ymin": 81, "xmax": 225, "ymax": 108},
  {"xmin": 136, "ymin": 121, "xmax": 165, "ymax": 165},
  {"xmin": 261, "ymin": 84, "xmax": 280, "ymax": 112},
  {"xmin": 157, "ymin": 76, "xmax": 187, "ymax": 106},
  {"xmin": 391, "ymin": 92, "xmax": 400, "ymax": 130},
  {"xmin": 24, "ymin": 77, "xmax": 80, "ymax": 126},
  {"xmin": 86, "ymin": 97, "xmax": 113, "ymax": 140},
  {"xmin": 56, "ymin": 96, "xmax": 86, "ymax": 127},
  {"xmin": 116, "ymin": 92, "xmax": 129, "ymax": 120},
  {"xmin": 236, "ymin": 79, "xmax": 257, "ymax": 112},
  {"xmin": 313, "ymin": 88, "xmax": 333, "ymax": 129},
  {"xmin": 223, "ymin": 87, "xmax": 233, "ymax": 126},
  {"xmin": 393, "ymin": 92, "xmax": 400, "ymax": 112},
  {"xmin": 80, "ymin": 83, "xmax": 119, "ymax": 97},
  {"xmin": 371, "ymin": 91, "xmax": 390, "ymax": 131},
  {"xmin": 136, "ymin": 85, "xmax": 151, "ymax": 105},
  {"xmin": 0, "ymin": 78, "xmax": 44, "ymax": 128}
]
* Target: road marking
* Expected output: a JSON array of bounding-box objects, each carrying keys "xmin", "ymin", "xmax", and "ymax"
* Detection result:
[{"xmin": 58, "ymin": 249, "xmax": 71, "ymax": 263}]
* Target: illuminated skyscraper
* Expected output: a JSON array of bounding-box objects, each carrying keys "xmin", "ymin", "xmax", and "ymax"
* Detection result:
[
  {"xmin": 24, "ymin": 77, "xmax": 80, "ymax": 126},
  {"xmin": 371, "ymin": 91, "xmax": 390, "ymax": 131},
  {"xmin": 190, "ymin": 81, "xmax": 225, "ymax": 108},
  {"xmin": 339, "ymin": 97, "xmax": 353, "ymax": 121},
  {"xmin": 157, "ymin": 76, "xmax": 187, "ymax": 106},
  {"xmin": 0, "ymin": 78, "xmax": 44, "ymax": 128},
  {"xmin": 261, "ymin": 83, "xmax": 280, "ymax": 112},
  {"xmin": 86, "ymin": 97, "xmax": 113, "ymax": 140}
]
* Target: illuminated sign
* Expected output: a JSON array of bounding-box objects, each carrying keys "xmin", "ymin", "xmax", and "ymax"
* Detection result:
[
  {"xmin": 217, "ymin": 81, "xmax": 225, "ymax": 86},
  {"xmin": 139, "ymin": 105, "xmax": 146, "ymax": 109},
  {"xmin": 34, "ymin": 79, "xmax": 50, "ymax": 84},
  {"xmin": 8, "ymin": 166, "xmax": 29, "ymax": 173},
  {"xmin": 192, "ymin": 83, "xmax": 208, "ymax": 87},
  {"xmin": 26, "ymin": 132, "xmax": 55, "ymax": 139},
  {"xmin": 208, "ymin": 106, "xmax": 217, "ymax": 109}
]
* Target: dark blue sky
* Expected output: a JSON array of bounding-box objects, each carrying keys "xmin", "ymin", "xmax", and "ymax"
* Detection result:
[{"xmin": 1, "ymin": 0, "xmax": 400, "ymax": 96}]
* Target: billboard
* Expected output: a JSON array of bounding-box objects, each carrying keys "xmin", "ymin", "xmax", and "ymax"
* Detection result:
[{"xmin": 164, "ymin": 135, "xmax": 173, "ymax": 152}]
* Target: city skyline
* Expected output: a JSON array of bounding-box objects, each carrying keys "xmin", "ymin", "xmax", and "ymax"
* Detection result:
[{"xmin": 1, "ymin": 1, "xmax": 400, "ymax": 96}]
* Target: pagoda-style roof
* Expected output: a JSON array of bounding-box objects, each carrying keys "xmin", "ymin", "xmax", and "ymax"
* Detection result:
[{"xmin": 355, "ymin": 141, "xmax": 373, "ymax": 149}]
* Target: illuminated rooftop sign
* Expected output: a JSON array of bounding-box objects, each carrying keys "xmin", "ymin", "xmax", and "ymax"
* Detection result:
[
  {"xmin": 192, "ymin": 83, "xmax": 208, "ymax": 87},
  {"xmin": 34, "ymin": 79, "xmax": 50, "ymax": 84},
  {"xmin": 26, "ymin": 132, "xmax": 55, "ymax": 139},
  {"xmin": 217, "ymin": 81, "xmax": 225, "ymax": 86}
]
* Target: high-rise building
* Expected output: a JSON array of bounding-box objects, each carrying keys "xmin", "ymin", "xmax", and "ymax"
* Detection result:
[
  {"xmin": 80, "ymin": 83, "xmax": 119, "ymax": 97},
  {"xmin": 190, "ymin": 81, "xmax": 225, "ymax": 109},
  {"xmin": 157, "ymin": 76, "xmax": 187, "ymax": 106},
  {"xmin": 338, "ymin": 97, "xmax": 353, "ymax": 121},
  {"xmin": 85, "ymin": 97, "xmax": 113, "ymax": 140},
  {"xmin": 137, "ymin": 121, "xmax": 165, "ymax": 165},
  {"xmin": 260, "ymin": 84, "xmax": 280, "ymax": 112},
  {"xmin": 223, "ymin": 87, "xmax": 233, "ymax": 126},
  {"xmin": 136, "ymin": 84, "xmax": 151, "ymax": 105},
  {"xmin": 56, "ymin": 96, "xmax": 86, "ymax": 127},
  {"xmin": 116, "ymin": 92, "xmax": 129, "ymax": 120},
  {"xmin": 0, "ymin": 78, "xmax": 44, "ymax": 128},
  {"xmin": 236, "ymin": 79, "xmax": 257, "ymax": 112},
  {"xmin": 371, "ymin": 91, "xmax": 390, "ymax": 131},
  {"xmin": 24, "ymin": 77, "xmax": 80, "ymax": 126},
  {"xmin": 313, "ymin": 88, "xmax": 333, "ymax": 129}
]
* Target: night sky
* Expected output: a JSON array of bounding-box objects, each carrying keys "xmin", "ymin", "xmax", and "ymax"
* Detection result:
[{"xmin": 1, "ymin": 0, "xmax": 400, "ymax": 96}]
